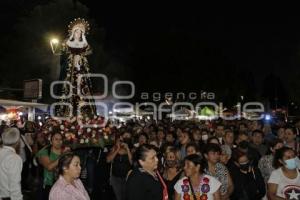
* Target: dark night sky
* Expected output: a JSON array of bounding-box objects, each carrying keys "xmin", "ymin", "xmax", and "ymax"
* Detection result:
[
  {"xmin": 1, "ymin": 1, "xmax": 300, "ymax": 107},
  {"xmin": 87, "ymin": 7, "xmax": 300, "ymax": 104}
]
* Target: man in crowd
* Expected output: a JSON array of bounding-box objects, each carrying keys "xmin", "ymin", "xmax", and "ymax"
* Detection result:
[
  {"xmin": 0, "ymin": 127, "xmax": 23, "ymax": 200},
  {"xmin": 250, "ymin": 130, "xmax": 268, "ymax": 156}
]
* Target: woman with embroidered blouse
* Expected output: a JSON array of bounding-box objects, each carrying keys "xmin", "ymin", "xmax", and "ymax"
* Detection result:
[{"xmin": 174, "ymin": 154, "xmax": 221, "ymax": 200}]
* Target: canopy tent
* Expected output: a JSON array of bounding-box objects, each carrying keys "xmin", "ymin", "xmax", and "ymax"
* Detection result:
[
  {"xmin": 0, "ymin": 99, "xmax": 48, "ymax": 111},
  {"xmin": 0, "ymin": 99, "xmax": 49, "ymax": 121}
]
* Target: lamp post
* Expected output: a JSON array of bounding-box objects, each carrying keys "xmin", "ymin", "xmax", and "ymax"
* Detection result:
[{"xmin": 50, "ymin": 38, "xmax": 61, "ymax": 55}]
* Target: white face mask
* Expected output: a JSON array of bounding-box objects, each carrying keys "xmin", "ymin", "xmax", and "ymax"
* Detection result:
[
  {"xmin": 285, "ymin": 158, "xmax": 297, "ymax": 170},
  {"xmin": 218, "ymin": 137, "xmax": 223, "ymax": 143},
  {"xmin": 202, "ymin": 135, "xmax": 209, "ymax": 141}
]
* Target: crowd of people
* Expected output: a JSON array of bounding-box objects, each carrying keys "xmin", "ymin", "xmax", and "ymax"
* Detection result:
[{"xmin": 0, "ymin": 116, "xmax": 300, "ymax": 200}]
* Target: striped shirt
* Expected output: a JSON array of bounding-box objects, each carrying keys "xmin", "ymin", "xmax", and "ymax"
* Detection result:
[{"xmin": 49, "ymin": 176, "xmax": 90, "ymax": 200}]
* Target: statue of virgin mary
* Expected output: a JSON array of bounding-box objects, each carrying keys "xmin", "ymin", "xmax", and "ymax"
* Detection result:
[{"xmin": 57, "ymin": 18, "xmax": 96, "ymax": 117}]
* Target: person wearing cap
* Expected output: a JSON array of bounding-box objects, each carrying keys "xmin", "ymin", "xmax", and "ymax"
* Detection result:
[{"xmin": 0, "ymin": 127, "xmax": 23, "ymax": 200}]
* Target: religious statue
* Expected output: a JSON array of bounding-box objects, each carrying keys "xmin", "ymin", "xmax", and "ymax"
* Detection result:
[{"xmin": 56, "ymin": 18, "xmax": 96, "ymax": 118}]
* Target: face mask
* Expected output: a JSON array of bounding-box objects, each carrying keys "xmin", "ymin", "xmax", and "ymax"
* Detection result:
[
  {"xmin": 218, "ymin": 137, "xmax": 223, "ymax": 143},
  {"xmin": 202, "ymin": 135, "xmax": 208, "ymax": 141},
  {"xmin": 165, "ymin": 160, "xmax": 177, "ymax": 168},
  {"xmin": 239, "ymin": 162, "xmax": 250, "ymax": 171},
  {"xmin": 295, "ymin": 157, "xmax": 300, "ymax": 168},
  {"xmin": 285, "ymin": 158, "xmax": 297, "ymax": 170}
]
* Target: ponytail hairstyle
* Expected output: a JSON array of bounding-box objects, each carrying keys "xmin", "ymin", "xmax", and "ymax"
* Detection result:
[{"xmin": 133, "ymin": 144, "xmax": 157, "ymax": 168}]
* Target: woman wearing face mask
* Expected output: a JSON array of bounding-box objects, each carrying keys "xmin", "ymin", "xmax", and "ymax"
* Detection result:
[
  {"xmin": 201, "ymin": 129, "xmax": 210, "ymax": 143},
  {"xmin": 268, "ymin": 147, "xmax": 300, "ymax": 200},
  {"xmin": 162, "ymin": 148, "xmax": 183, "ymax": 200},
  {"xmin": 258, "ymin": 139, "xmax": 284, "ymax": 183},
  {"xmin": 229, "ymin": 149, "xmax": 266, "ymax": 200}
]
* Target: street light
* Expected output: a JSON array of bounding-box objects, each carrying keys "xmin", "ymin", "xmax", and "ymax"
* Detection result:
[{"xmin": 50, "ymin": 38, "xmax": 60, "ymax": 55}]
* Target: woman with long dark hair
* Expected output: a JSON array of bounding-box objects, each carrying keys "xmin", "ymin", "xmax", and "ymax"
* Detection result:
[
  {"xmin": 229, "ymin": 149, "xmax": 265, "ymax": 200},
  {"xmin": 258, "ymin": 138, "xmax": 284, "ymax": 183},
  {"xmin": 36, "ymin": 132, "xmax": 70, "ymax": 200},
  {"xmin": 268, "ymin": 147, "xmax": 300, "ymax": 200}
]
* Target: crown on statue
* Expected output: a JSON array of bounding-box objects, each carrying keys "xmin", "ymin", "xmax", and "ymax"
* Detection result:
[{"xmin": 68, "ymin": 18, "xmax": 90, "ymax": 35}]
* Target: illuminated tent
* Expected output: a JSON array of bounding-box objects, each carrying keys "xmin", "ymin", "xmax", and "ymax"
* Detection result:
[{"xmin": 200, "ymin": 106, "xmax": 215, "ymax": 116}]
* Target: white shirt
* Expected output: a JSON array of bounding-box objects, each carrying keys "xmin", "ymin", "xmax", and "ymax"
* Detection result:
[
  {"xmin": 0, "ymin": 146, "xmax": 23, "ymax": 200},
  {"xmin": 268, "ymin": 168, "xmax": 300, "ymax": 199},
  {"xmin": 174, "ymin": 175, "xmax": 221, "ymax": 200},
  {"xmin": 19, "ymin": 136, "xmax": 26, "ymax": 162}
]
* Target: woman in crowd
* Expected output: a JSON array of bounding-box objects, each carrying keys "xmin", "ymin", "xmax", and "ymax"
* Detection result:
[
  {"xmin": 223, "ymin": 129, "xmax": 235, "ymax": 148},
  {"xmin": 276, "ymin": 127, "xmax": 285, "ymax": 141},
  {"xmin": 201, "ymin": 129, "xmax": 210, "ymax": 144},
  {"xmin": 203, "ymin": 143, "xmax": 234, "ymax": 200},
  {"xmin": 49, "ymin": 153, "xmax": 90, "ymax": 200},
  {"xmin": 174, "ymin": 154, "xmax": 221, "ymax": 200},
  {"xmin": 284, "ymin": 126, "xmax": 300, "ymax": 156},
  {"xmin": 106, "ymin": 133, "xmax": 132, "ymax": 200},
  {"xmin": 268, "ymin": 147, "xmax": 300, "ymax": 200},
  {"xmin": 186, "ymin": 142, "xmax": 202, "ymax": 156},
  {"xmin": 192, "ymin": 128, "xmax": 205, "ymax": 148},
  {"xmin": 162, "ymin": 148, "xmax": 183, "ymax": 200},
  {"xmin": 36, "ymin": 132, "xmax": 70, "ymax": 200},
  {"xmin": 178, "ymin": 131, "xmax": 192, "ymax": 160},
  {"xmin": 229, "ymin": 149, "xmax": 266, "ymax": 200},
  {"xmin": 134, "ymin": 132, "xmax": 148, "ymax": 148},
  {"xmin": 165, "ymin": 131, "xmax": 176, "ymax": 145},
  {"xmin": 258, "ymin": 138, "xmax": 284, "ymax": 183},
  {"xmin": 126, "ymin": 144, "xmax": 168, "ymax": 200},
  {"xmin": 220, "ymin": 145, "xmax": 232, "ymax": 166}
]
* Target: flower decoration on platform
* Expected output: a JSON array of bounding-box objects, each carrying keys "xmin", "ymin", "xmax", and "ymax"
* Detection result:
[{"xmin": 40, "ymin": 116, "xmax": 111, "ymax": 149}]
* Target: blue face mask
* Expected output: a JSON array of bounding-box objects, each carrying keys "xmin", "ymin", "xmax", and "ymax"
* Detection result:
[{"xmin": 285, "ymin": 158, "xmax": 297, "ymax": 170}]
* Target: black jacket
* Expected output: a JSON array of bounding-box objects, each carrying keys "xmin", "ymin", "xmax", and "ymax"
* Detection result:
[
  {"xmin": 126, "ymin": 168, "xmax": 163, "ymax": 200},
  {"xmin": 229, "ymin": 163, "xmax": 266, "ymax": 200}
]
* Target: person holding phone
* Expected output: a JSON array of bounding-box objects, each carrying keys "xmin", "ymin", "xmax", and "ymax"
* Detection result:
[
  {"xmin": 229, "ymin": 149, "xmax": 266, "ymax": 200},
  {"xmin": 107, "ymin": 133, "xmax": 132, "ymax": 200}
]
